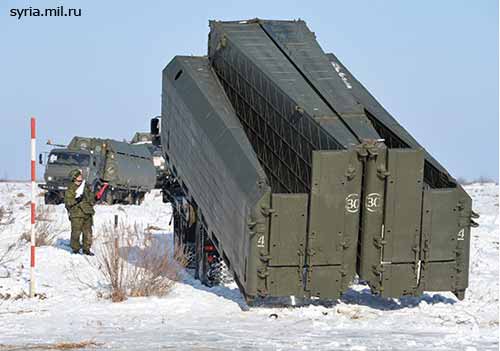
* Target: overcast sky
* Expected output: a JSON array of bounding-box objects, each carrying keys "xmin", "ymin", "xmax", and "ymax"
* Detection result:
[{"xmin": 0, "ymin": 0, "xmax": 498, "ymax": 181}]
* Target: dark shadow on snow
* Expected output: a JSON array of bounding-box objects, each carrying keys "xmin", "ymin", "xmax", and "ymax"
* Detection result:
[
  {"xmin": 55, "ymin": 238, "xmax": 72, "ymax": 253},
  {"xmin": 180, "ymin": 269, "xmax": 250, "ymax": 311},
  {"xmin": 340, "ymin": 286, "xmax": 457, "ymax": 310}
]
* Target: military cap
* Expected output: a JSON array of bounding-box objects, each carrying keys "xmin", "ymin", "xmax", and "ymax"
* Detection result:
[{"xmin": 69, "ymin": 169, "xmax": 82, "ymax": 180}]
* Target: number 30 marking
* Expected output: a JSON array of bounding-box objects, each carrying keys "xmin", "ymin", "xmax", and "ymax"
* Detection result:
[{"xmin": 345, "ymin": 193, "xmax": 360, "ymax": 213}]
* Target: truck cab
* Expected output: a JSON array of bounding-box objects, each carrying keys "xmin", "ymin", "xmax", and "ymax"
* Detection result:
[{"xmin": 40, "ymin": 148, "xmax": 101, "ymax": 204}]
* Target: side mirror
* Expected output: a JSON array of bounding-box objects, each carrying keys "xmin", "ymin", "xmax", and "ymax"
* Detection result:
[
  {"xmin": 38, "ymin": 153, "xmax": 43, "ymax": 165},
  {"xmin": 151, "ymin": 117, "xmax": 160, "ymax": 136}
]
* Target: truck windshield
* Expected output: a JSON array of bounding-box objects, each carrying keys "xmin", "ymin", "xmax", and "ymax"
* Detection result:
[{"xmin": 48, "ymin": 152, "xmax": 90, "ymax": 166}]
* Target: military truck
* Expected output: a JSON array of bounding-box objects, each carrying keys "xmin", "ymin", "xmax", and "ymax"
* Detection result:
[
  {"xmin": 153, "ymin": 19, "xmax": 478, "ymax": 306},
  {"xmin": 130, "ymin": 130, "xmax": 168, "ymax": 188},
  {"xmin": 40, "ymin": 136, "xmax": 156, "ymax": 205}
]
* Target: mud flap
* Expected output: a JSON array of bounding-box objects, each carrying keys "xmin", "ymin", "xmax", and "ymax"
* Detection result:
[{"xmin": 306, "ymin": 150, "xmax": 362, "ymax": 299}]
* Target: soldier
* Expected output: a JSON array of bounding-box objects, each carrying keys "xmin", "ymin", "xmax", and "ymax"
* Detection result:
[{"xmin": 64, "ymin": 169, "xmax": 108, "ymax": 255}]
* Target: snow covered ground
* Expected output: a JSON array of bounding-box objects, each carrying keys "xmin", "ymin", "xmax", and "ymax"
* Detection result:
[{"xmin": 0, "ymin": 182, "xmax": 497, "ymax": 350}]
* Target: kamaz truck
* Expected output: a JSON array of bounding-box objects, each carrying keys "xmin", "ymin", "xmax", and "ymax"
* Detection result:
[
  {"xmin": 153, "ymin": 19, "xmax": 478, "ymax": 306},
  {"xmin": 40, "ymin": 136, "xmax": 156, "ymax": 205},
  {"xmin": 130, "ymin": 131, "xmax": 168, "ymax": 188}
]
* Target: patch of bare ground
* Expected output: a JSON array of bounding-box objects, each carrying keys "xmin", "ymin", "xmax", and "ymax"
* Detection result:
[
  {"xmin": 0, "ymin": 340, "xmax": 103, "ymax": 350},
  {"xmin": 0, "ymin": 291, "xmax": 47, "ymax": 301}
]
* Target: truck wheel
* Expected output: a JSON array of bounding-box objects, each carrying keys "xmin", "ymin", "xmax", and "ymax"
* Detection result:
[
  {"xmin": 137, "ymin": 193, "xmax": 145, "ymax": 205},
  {"xmin": 207, "ymin": 256, "xmax": 233, "ymax": 285},
  {"xmin": 126, "ymin": 193, "xmax": 134, "ymax": 205},
  {"xmin": 44, "ymin": 192, "xmax": 59, "ymax": 205}
]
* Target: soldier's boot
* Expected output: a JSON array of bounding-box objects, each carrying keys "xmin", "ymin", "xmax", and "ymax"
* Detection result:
[
  {"xmin": 82, "ymin": 216, "xmax": 94, "ymax": 256},
  {"xmin": 70, "ymin": 217, "xmax": 83, "ymax": 254}
]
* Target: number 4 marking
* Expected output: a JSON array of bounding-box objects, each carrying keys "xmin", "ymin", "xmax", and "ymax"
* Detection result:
[{"xmin": 257, "ymin": 235, "xmax": 265, "ymax": 248}]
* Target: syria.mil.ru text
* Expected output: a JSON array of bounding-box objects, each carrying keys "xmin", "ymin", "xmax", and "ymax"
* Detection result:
[{"xmin": 10, "ymin": 6, "xmax": 82, "ymax": 20}]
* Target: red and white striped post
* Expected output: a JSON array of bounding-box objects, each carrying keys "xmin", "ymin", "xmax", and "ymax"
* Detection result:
[{"xmin": 30, "ymin": 117, "xmax": 36, "ymax": 298}]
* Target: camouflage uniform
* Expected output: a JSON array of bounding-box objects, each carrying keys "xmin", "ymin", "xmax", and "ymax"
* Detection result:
[{"xmin": 64, "ymin": 170, "xmax": 96, "ymax": 253}]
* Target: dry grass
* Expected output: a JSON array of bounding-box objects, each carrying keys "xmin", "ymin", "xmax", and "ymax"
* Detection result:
[
  {"xmin": 0, "ymin": 291, "xmax": 47, "ymax": 301},
  {"xmin": 36, "ymin": 204, "xmax": 56, "ymax": 222},
  {"xmin": 0, "ymin": 340, "xmax": 103, "ymax": 350},
  {"xmin": 0, "ymin": 243, "xmax": 20, "ymax": 276},
  {"xmin": 20, "ymin": 221, "xmax": 61, "ymax": 246},
  {"xmin": 0, "ymin": 207, "xmax": 14, "ymax": 226},
  {"xmin": 19, "ymin": 206, "xmax": 62, "ymax": 246},
  {"xmin": 144, "ymin": 224, "xmax": 165, "ymax": 233},
  {"xmin": 97, "ymin": 222, "xmax": 188, "ymax": 302}
]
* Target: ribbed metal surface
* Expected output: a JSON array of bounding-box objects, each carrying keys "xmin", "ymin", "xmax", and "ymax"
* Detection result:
[
  {"xmin": 161, "ymin": 56, "xmax": 269, "ymax": 282},
  {"xmin": 209, "ymin": 21, "xmax": 344, "ymax": 193}
]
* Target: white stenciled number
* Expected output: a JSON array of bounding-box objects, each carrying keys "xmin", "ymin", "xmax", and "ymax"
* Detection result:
[
  {"xmin": 345, "ymin": 194, "xmax": 360, "ymax": 213},
  {"xmin": 257, "ymin": 235, "xmax": 265, "ymax": 248},
  {"xmin": 457, "ymin": 228, "xmax": 465, "ymax": 241},
  {"xmin": 365, "ymin": 193, "xmax": 382, "ymax": 213}
]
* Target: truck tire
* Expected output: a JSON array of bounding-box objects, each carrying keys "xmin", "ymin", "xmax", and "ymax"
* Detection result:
[
  {"xmin": 207, "ymin": 256, "xmax": 233, "ymax": 285},
  {"xmin": 137, "ymin": 192, "xmax": 145, "ymax": 205},
  {"xmin": 44, "ymin": 191, "xmax": 60, "ymax": 205},
  {"xmin": 126, "ymin": 193, "xmax": 135, "ymax": 205},
  {"xmin": 44, "ymin": 192, "xmax": 51, "ymax": 205}
]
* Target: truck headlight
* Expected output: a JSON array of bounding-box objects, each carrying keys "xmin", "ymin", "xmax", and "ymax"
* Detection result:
[
  {"xmin": 153, "ymin": 156, "xmax": 165, "ymax": 167},
  {"xmin": 47, "ymin": 176, "xmax": 53, "ymax": 181}
]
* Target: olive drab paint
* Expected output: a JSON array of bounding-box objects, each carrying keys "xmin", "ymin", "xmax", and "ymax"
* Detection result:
[
  {"xmin": 40, "ymin": 136, "xmax": 156, "ymax": 205},
  {"xmin": 156, "ymin": 19, "xmax": 475, "ymax": 305}
]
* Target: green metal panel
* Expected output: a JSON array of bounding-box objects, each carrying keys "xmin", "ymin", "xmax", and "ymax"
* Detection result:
[
  {"xmin": 208, "ymin": 21, "xmax": 358, "ymax": 149},
  {"xmin": 308, "ymin": 265, "xmax": 343, "ymax": 300},
  {"xmin": 307, "ymin": 150, "xmax": 362, "ymax": 296},
  {"xmin": 381, "ymin": 264, "xmax": 418, "ymax": 297},
  {"xmin": 383, "ymin": 149, "xmax": 424, "ymax": 263},
  {"xmin": 308, "ymin": 150, "xmax": 362, "ymax": 266},
  {"xmin": 420, "ymin": 186, "xmax": 472, "ymax": 299},
  {"xmin": 357, "ymin": 142, "xmax": 387, "ymax": 293},
  {"xmin": 269, "ymin": 194, "xmax": 308, "ymax": 267},
  {"xmin": 420, "ymin": 262, "xmax": 456, "ymax": 292},
  {"xmin": 259, "ymin": 20, "xmax": 380, "ymax": 142},
  {"xmin": 454, "ymin": 186, "xmax": 472, "ymax": 298},
  {"xmin": 421, "ymin": 189, "xmax": 461, "ymax": 261},
  {"xmin": 246, "ymin": 191, "xmax": 272, "ymax": 299},
  {"xmin": 267, "ymin": 266, "xmax": 304, "ymax": 297}
]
